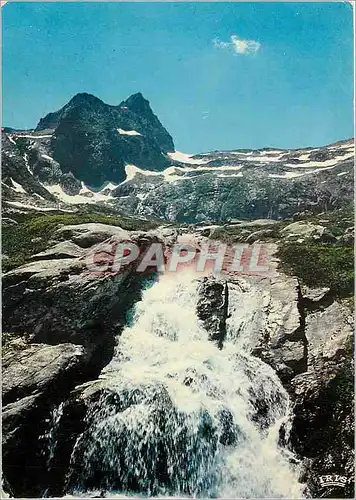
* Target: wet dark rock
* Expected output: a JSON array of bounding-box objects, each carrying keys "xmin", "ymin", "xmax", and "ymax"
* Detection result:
[{"xmin": 197, "ymin": 276, "xmax": 230, "ymax": 349}]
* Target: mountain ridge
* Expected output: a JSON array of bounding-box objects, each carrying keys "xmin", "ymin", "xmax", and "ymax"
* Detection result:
[{"xmin": 1, "ymin": 91, "xmax": 354, "ymax": 223}]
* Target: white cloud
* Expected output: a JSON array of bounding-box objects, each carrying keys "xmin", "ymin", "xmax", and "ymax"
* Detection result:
[{"xmin": 214, "ymin": 35, "xmax": 261, "ymax": 56}]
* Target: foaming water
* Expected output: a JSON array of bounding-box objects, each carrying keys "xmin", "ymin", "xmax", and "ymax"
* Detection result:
[{"xmin": 67, "ymin": 271, "xmax": 304, "ymax": 498}]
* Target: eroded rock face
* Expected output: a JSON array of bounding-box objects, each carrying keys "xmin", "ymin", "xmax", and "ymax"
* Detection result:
[
  {"xmin": 304, "ymin": 302, "xmax": 353, "ymax": 369},
  {"xmin": 196, "ymin": 273, "xmax": 306, "ymax": 383},
  {"xmin": 255, "ymin": 275, "xmax": 307, "ymax": 383},
  {"xmin": 288, "ymin": 301, "xmax": 354, "ymax": 498},
  {"xmin": 2, "ymin": 342, "xmax": 89, "ymax": 498},
  {"xmin": 2, "ymin": 224, "xmax": 162, "ymax": 350},
  {"xmin": 196, "ymin": 277, "xmax": 229, "ymax": 349}
]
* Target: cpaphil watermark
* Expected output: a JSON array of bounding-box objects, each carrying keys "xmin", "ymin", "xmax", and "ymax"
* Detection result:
[{"xmin": 84, "ymin": 239, "xmax": 275, "ymax": 278}]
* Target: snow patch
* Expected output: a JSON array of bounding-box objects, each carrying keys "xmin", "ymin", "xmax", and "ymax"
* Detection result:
[
  {"xmin": 217, "ymin": 173, "xmax": 243, "ymax": 178},
  {"xmin": 15, "ymin": 134, "xmax": 53, "ymax": 139},
  {"xmin": 168, "ymin": 151, "xmax": 210, "ymax": 165},
  {"xmin": 242, "ymin": 154, "xmax": 284, "ymax": 163},
  {"xmin": 10, "ymin": 178, "xmax": 26, "ymax": 193},
  {"xmin": 122, "ymin": 163, "xmax": 246, "ymax": 185},
  {"xmin": 100, "ymin": 182, "xmax": 119, "ymax": 192},
  {"xmin": 46, "ymin": 184, "xmax": 115, "ymax": 205},
  {"xmin": 269, "ymin": 172, "xmax": 305, "ymax": 179},
  {"xmin": 79, "ymin": 182, "xmax": 92, "ymax": 195},
  {"xmin": 269, "ymin": 163, "xmax": 347, "ymax": 178},
  {"xmin": 195, "ymin": 225, "xmax": 219, "ymax": 231},
  {"xmin": 117, "ymin": 128, "xmax": 141, "ymax": 136},
  {"xmin": 295, "ymin": 153, "xmax": 311, "ymax": 161},
  {"xmin": 286, "ymin": 151, "xmax": 354, "ymax": 169},
  {"xmin": 123, "ymin": 164, "xmax": 160, "ymax": 182},
  {"xmin": 5, "ymin": 201, "xmax": 73, "ymax": 213},
  {"xmin": 136, "ymin": 192, "xmax": 149, "ymax": 201},
  {"xmin": 41, "ymin": 154, "xmax": 54, "ymax": 161},
  {"xmin": 33, "ymin": 193, "xmax": 46, "ymax": 200}
]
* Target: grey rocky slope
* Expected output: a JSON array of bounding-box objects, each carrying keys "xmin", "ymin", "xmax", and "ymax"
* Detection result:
[{"xmin": 111, "ymin": 139, "xmax": 354, "ymax": 222}]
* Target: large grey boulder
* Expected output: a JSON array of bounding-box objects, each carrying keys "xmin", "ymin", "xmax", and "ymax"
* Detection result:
[
  {"xmin": 288, "ymin": 301, "xmax": 354, "ymax": 498},
  {"xmin": 31, "ymin": 240, "xmax": 84, "ymax": 260},
  {"xmin": 2, "ymin": 342, "xmax": 88, "ymax": 498},
  {"xmin": 305, "ymin": 301, "xmax": 353, "ymax": 370},
  {"xmin": 281, "ymin": 221, "xmax": 325, "ymax": 238},
  {"xmin": 301, "ymin": 285, "xmax": 330, "ymax": 303},
  {"xmin": 2, "ymin": 342, "xmax": 86, "ymax": 405},
  {"xmin": 281, "ymin": 221, "xmax": 336, "ymax": 243},
  {"xmin": 54, "ymin": 223, "xmax": 131, "ymax": 248},
  {"xmin": 2, "ymin": 225, "xmax": 163, "ymax": 349}
]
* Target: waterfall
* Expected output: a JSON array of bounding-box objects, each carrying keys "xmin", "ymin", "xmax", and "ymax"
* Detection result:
[{"xmin": 66, "ymin": 271, "xmax": 304, "ymax": 498}]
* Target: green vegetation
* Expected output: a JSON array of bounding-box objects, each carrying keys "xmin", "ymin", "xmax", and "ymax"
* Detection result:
[
  {"xmin": 294, "ymin": 204, "xmax": 354, "ymax": 229},
  {"xmin": 277, "ymin": 242, "xmax": 354, "ymax": 298},
  {"xmin": 201, "ymin": 205, "xmax": 354, "ymax": 245},
  {"xmin": 208, "ymin": 223, "xmax": 283, "ymax": 244},
  {"xmin": 2, "ymin": 211, "xmax": 160, "ymax": 273}
]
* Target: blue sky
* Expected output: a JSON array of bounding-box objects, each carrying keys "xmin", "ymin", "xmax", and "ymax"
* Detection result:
[{"xmin": 2, "ymin": 2, "xmax": 354, "ymax": 152}]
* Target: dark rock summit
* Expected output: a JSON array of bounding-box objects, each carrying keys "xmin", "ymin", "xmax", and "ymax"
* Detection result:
[{"xmin": 35, "ymin": 92, "xmax": 174, "ymax": 186}]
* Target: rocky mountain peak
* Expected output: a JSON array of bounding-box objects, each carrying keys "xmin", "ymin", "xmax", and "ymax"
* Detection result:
[
  {"xmin": 121, "ymin": 92, "xmax": 151, "ymax": 114},
  {"xmin": 67, "ymin": 92, "xmax": 106, "ymax": 110},
  {"xmin": 30, "ymin": 91, "xmax": 175, "ymax": 186},
  {"xmin": 36, "ymin": 93, "xmax": 106, "ymax": 131}
]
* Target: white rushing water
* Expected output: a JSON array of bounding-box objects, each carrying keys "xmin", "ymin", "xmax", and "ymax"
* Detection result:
[{"xmin": 67, "ymin": 271, "xmax": 304, "ymax": 498}]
